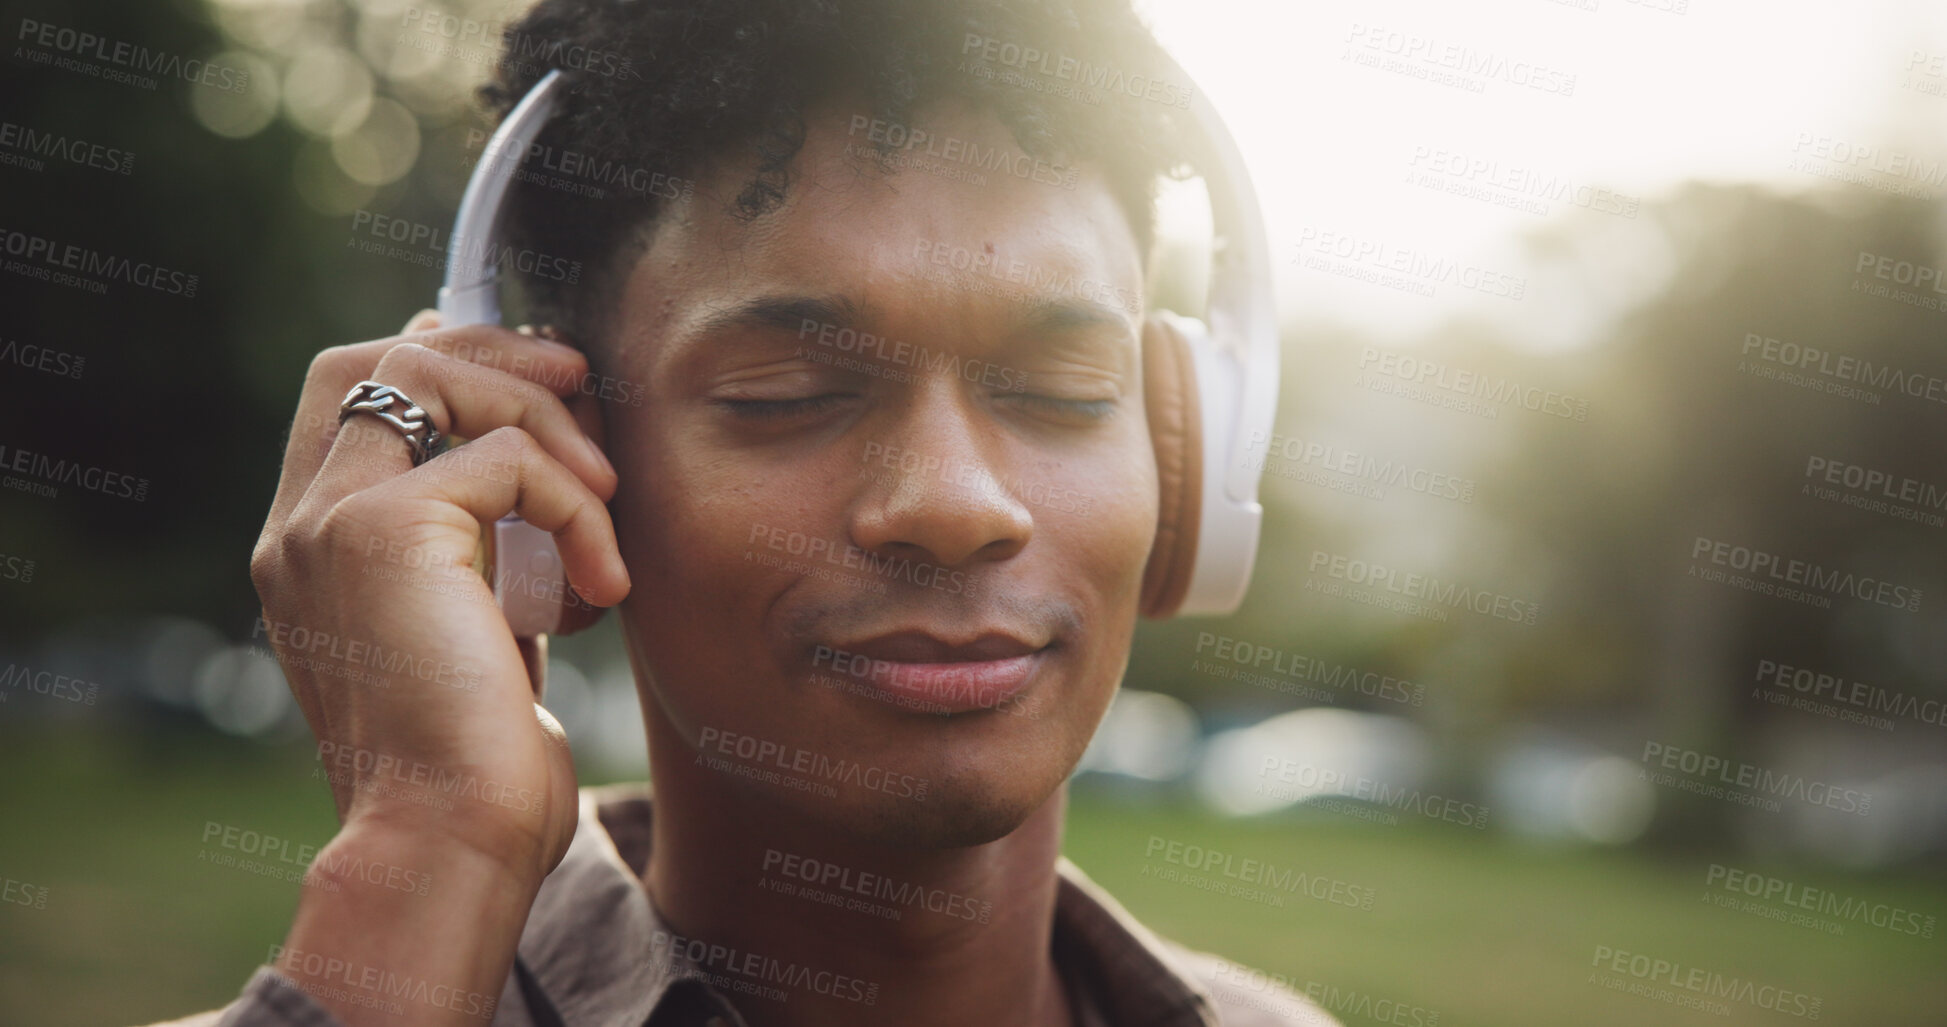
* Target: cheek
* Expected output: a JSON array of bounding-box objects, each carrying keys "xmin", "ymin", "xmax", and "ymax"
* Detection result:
[
  {"xmin": 603, "ymin": 410, "xmax": 764, "ymax": 671},
  {"xmin": 602, "ymin": 407, "xmax": 683, "ymax": 572},
  {"xmin": 1066, "ymin": 438, "xmax": 1160, "ymax": 603},
  {"xmin": 603, "ymin": 408, "xmax": 850, "ymax": 679},
  {"xmin": 1042, "ymin": 438, "xmax": 1156, "ymax": 703},
  {"xmin": 604, "ymin": 406, "xmax": 761, "ymax": 579}
]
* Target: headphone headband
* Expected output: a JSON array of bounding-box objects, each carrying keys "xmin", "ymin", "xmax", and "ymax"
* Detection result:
[
  {"xmin": 438, "ymin": 68, "xmax": 569, "ymax": 326},
  {"xmin": 1146, "ymin": 51, "xmax": 1276, "ymax": 615},
  {"xmin": 450, "ymin": 55, "xmax": 1276, "ymax": 628},
  {"xmin": 1167, "ymin": 57, "xmax": 1278, "ymax": 511}
]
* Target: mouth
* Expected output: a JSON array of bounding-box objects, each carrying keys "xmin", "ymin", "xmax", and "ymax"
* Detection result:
[{"xmin": 816, "ymin": 630, "xmax": 1051, "ymax": 714}]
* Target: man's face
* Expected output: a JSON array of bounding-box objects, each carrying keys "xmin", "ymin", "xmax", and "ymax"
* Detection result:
[{"xmin": 598, "ymin": 96, "xmax": 1157, "ymax": 848}]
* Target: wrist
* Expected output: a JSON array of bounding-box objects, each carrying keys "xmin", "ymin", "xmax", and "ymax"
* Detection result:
[
  {"xmin": 337, "ymin": 795, "xmax": 559, "ymax": 892},
  {"xmin": 314, "ymin": 817, "xmax": 544, "ymax": 900},
  {"xmin": 274, "ymin": 824, "xmax": 544, "ymax": 1025}
]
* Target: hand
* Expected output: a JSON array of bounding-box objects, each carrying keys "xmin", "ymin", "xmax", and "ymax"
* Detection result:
[{"xmin": 250, "ymin": 309, "xmax": 629, "ymax": 888}]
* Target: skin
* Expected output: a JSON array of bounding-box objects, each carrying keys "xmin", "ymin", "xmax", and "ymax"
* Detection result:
[
  {"xmin": 600, "ymin": 94, "xmax": 1158, "ymax": 1026},
  {"xmin": 247, "ymin": 92, "xmax": 1157, "ymax": 1027}
]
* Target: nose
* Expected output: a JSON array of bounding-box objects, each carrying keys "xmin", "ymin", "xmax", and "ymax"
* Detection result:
[{"xmin": 849, "ymin": 378, "xmax": 1033, "ymax": 569}]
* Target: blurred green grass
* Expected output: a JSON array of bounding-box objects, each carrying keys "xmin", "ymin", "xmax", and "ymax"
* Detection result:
[
  {"xmin": 1062, "ymin": 799, "xmax": 1947, "ymax": 1026},
  {"xmin": 2, "ymin": 721, "xmax": 1941, "ymax": 1026}
]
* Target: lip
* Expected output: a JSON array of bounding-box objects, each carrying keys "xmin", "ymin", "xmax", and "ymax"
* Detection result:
[
  {"xmin": 839, "ymin": 630, "xmax": 1042, "ymax": 663},
  {"xmin": 820, "ymin": 631, "xmax": 1050, "ymax": 713}
]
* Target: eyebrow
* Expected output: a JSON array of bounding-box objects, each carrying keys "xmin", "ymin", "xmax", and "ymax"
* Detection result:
[
  {"xmin": 677, "ymin": 291, "xmax": 1139, "ymax": 373},
  {"xmin": 693, "ymin": 293, "xmax": 1134, "ymax": 340},
  {"xmin": 691, "ymin": 294, "xmax": 865, "ymax": 339},
  {"xmin": 1016, "ymin": 296, "xmax": 1136, "ymax": 338}
]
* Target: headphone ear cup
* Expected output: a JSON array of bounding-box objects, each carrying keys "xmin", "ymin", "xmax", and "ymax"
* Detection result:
[{"xmin": 1139, "ymin": 315, "xmax": 1204, "ymax": 619}]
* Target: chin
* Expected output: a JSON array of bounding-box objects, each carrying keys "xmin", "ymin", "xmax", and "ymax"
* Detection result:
[
  {"xmin": 841, "ymin": 776, "xmax": 1055, "ymax": 850},
  {"xmin": 829, "ymin": 670, "xmax": 1111, "ymax": 849}
]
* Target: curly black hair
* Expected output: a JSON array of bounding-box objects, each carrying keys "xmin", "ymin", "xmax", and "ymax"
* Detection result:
[{"xmin": 481, "ymin": 0, "xmax": 1188, "ymax": 350}]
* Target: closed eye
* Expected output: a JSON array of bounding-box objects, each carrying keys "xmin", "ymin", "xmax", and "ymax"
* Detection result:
[
  {"xmin": 1009, "ymin": 395, "xmax": 1118, "ymax": 421},
  {"xmin": 716, "ymin": 395, "xmax": 853, "ymax": 420},
  {"xmin": 716, "ymin": 393, "xmax": 1115, "ymax": 423},
  {"xmin": 716, "ymin": 395, "xmax": 860, "ymax": 424}
]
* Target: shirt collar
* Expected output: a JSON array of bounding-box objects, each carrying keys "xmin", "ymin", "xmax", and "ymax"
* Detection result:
[{"xmin": 514, "ymin": 783, "xmax": 1220, "ymax": 1027}]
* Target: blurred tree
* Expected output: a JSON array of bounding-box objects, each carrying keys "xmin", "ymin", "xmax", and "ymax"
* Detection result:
[{"xmin": 1469, "ymin": 184, "xmax": 1947, "ymax": 844}]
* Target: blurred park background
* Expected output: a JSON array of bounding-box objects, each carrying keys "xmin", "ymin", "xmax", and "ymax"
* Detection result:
[{"xmin": 4, "ymin": 0, "xmax": 1946, "ymax": 1023}]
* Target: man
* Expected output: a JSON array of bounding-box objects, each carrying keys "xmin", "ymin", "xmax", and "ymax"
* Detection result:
[{"xmin": 161, "ymin": 0, "xmax": 1334, "ymax": 1023}]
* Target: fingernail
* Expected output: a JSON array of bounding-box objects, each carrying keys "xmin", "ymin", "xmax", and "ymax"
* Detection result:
[
  {"xmin": 584, "ymin": 433, "xmax": 614, "ymax": 476},
  {"xmin": 518, "ymin": 323, "xmax": 577, "ymax": 355},
  {"xmin": 536, "ymin": 325, "xmax": 579, "ymax": 354}
]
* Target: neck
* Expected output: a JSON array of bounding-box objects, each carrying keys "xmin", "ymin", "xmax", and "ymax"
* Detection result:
[{"xmin": 639, "ymin": 708, "xmax": 1075, "ymax": 1027}]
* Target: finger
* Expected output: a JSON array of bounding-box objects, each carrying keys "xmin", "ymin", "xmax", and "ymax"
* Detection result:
[
  {"xmin": 343, "ymin": 425, "xmax": 631, "ymax": 609},
  {"xmin": 267, "ymin": 323, "xmax": 591, "ymax": 529},
  {"xmin": 506, "ymin": 324, "xmax": 616, "ymax": 638},
  {"xmin": 554, "ymin": 343, "xmax": 617, "ymax": 636},
  {"xmin": 286, "ymin": 324, "xmax": 589, "ymax": 501},
  {"xmin": 302, "ymin": 342, "xmax": 616, "ymax": 510},
  {"xmin": 526, "ymin": 324, "xmax": 612, "ymax": 456},
  {"xmin": 565, "ymin": 392, "xmax": 611, "ymax": 468},
  {"xmin": 548, "ymin": 459, "xmax": 611, "ymax": 639},
  {"xmin": 540, "ymin": 325, "xmax": 613, "ymax": 485}
]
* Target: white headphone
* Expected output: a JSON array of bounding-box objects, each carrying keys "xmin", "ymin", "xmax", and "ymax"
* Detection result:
[{"xmin": 439, "ymin": 57, "xmax": 1275, "ymax": 635}]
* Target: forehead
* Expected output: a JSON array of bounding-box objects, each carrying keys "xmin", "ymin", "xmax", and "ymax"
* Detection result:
[{"xmin": 607, "ymin": 94, "xmax": 1144, "ymax": 361}]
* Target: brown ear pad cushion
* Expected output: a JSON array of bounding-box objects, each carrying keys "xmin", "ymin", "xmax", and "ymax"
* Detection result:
[{"xmin": 1139, "ymin": 315, "xmax": 1204, "ymax": 620}]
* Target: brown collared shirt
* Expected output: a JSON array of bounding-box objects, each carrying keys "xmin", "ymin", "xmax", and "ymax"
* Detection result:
[{"xmin": 149, "ymin": 783, "xmax": 1338, "ymax": 1027}]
